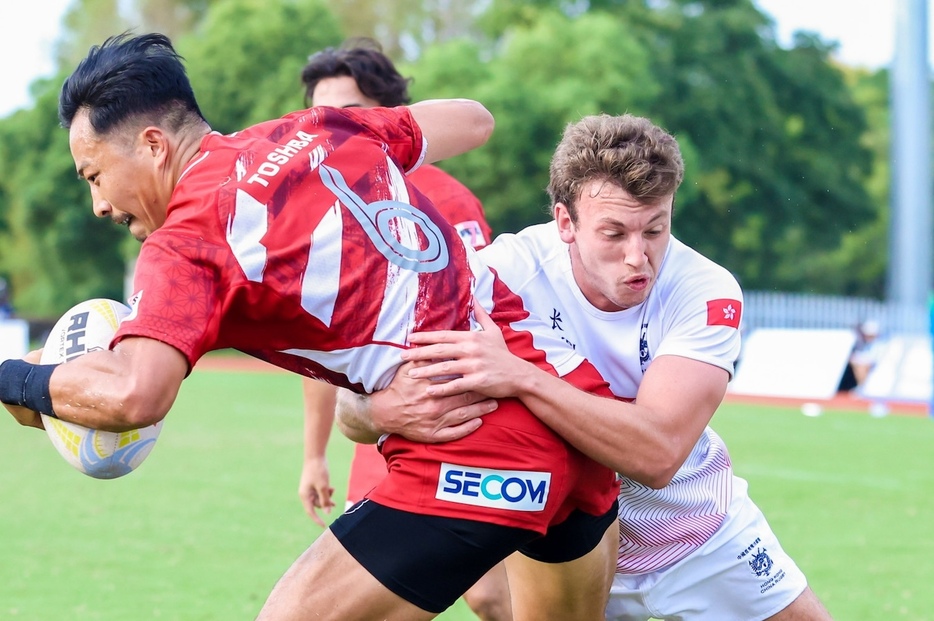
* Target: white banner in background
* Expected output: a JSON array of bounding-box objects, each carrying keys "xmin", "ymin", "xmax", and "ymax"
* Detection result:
[
  {"xmin": 0, "ymin": 319, "xmax": 29, "ymax": 362},
  {"xmin": 859, "ymin": 335, "xmax": 933, "ymax": 404},
  {"xmin": 729, "ymin": 328, "xmax": 857, "ymax": 400}
]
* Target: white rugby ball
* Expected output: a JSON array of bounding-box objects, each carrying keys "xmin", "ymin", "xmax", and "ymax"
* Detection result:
[{"xmin": 39, "ymin": 298, "xmax": 162, "ymax": 479}]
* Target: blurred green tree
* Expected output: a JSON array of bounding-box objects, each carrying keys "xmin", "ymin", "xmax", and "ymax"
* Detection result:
[
  {"xmin": 0, "ymin": 87, "xmax": 125, "ymax": 316},
  {"xmin": 610, "ymin": 0, "xmax": 875, "ymax": 294},
  {"xmin": 0, "ymin": 0, "xmax": 897, "ymax": 315},
  {"xmin": 408, "ymin": 7, "xmax": 661, "ymax": 233},
  {"xmin": 179, "ymin": 0, "xmax": 342, "ymax": 133}
]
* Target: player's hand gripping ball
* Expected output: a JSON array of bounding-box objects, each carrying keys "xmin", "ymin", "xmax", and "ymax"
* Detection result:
[{"xmin": 39, "ymin": 298, "xmax": 162, "ymax": 479}]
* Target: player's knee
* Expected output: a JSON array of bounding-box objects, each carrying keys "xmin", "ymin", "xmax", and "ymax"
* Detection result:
[
  {"xmin": 462, "ymin": 593, "xmax": 512, "ymax": 621},
  {"xmin": 462, "ymin": 582, "xmax": 513, "ymax": 621}
]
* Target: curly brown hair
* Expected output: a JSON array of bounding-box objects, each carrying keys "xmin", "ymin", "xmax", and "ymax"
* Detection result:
[{"xmin": 547, "ymin": 114, "xmax": 684, "ymax": 222}]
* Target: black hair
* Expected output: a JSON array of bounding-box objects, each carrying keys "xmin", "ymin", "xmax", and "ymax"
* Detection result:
[
  {"xmin": 300, "ymin": 37, "xmax": 411, "ymax": 107},
  {"xmin": 59, "ymin": 32, "xmax": 205, "ymax": 134}
]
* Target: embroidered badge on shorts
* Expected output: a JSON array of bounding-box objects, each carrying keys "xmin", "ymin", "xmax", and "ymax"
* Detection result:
[
  {"xmin": 749, "ymin": 547, "xmax": 787, "ymax": 594},
  {"xmin": 739, "ymin": 539, "xmax": 786, "ymax": 595},
  {"xmin": 748, "ymin": 548, "xmax": 773, "ymax": 577}
]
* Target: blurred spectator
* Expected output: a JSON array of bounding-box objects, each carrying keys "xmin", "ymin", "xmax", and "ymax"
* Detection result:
[
  {"xmin": 838, "ymin": 319, "xmax": 886, "ymax": 392},
  {"xmin": 0, "ymin": 278, "xmax": 13, "ymax": 319}
]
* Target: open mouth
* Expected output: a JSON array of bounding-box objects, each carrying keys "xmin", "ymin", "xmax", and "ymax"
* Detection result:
[{"xmin": 625, "ymin": 276, "xmax": 650, "ymax": 293}]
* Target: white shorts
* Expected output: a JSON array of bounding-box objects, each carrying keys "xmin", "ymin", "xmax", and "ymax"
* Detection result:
[{"xmin": 605, "ymin": 477, "xmax": 807, "ymax": 621}]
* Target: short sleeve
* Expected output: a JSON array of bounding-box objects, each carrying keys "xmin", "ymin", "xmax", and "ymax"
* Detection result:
[
  {"xmin": 338, "ymin": 106, "xmax": 426, "ymax": 174},
  {"xmin": 115, "ymin": 234, "xmax": 222, "ymax": 369},
  {"xmin": 654, "ymin": 273, "xmax": 744, "ymax": 378}
]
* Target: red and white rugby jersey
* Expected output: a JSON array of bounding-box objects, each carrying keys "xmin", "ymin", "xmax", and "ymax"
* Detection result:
[
  {"xmin": 480, "ymin": 223, "xmax": 744, "ymax": 573},
  {"xmin": 408, "ymin": 164, "xmax": 492, "ymax": 250},
  {"xmin": 116, "ymin": 107, "xmax": 585, "ymax": 394}
]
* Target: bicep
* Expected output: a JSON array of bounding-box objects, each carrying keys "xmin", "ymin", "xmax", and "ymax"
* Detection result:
[
  {"xmin": 408, "ymin": 99, "xmax": 494, "ymax": 164},
  {"xmin": 636, "ymin": 355, "xmax": 729, "ymax": 445},
  {"xmin": 112, "ymin": 336, "xmax": 188, "ymax": 403}
]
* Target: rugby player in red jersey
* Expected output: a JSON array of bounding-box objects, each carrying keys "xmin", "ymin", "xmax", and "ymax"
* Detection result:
[
  {"xmin": 297, "ymin": 39, "xmax": 509, "ymax": 621},
  {"xmin": 1, "ymin": 33, "xmax": 618, "ymax": 620}
]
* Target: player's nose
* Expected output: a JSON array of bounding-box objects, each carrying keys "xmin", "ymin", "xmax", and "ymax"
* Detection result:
[
  {"xmin": 92, "ymin": 195, "xmax": 113, "ymax": 219},
  {"xmin": 622, "ymin": 237, "xmax": 648, "ymax": 267},
  {"xmin": 88, "ymin": 184, "xmax": 113, "ymax": 219}
]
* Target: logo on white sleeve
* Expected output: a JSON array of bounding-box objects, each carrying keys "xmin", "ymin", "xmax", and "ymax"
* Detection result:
[{"xmin": 436, "ymin": 463, "xmax": 550, "ymax": 512}]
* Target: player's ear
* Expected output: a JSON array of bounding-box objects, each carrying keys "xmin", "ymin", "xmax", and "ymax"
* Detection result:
[
  {"xmin": 554, "ymin": 203, "xmax": 575, "ymax": 243},
  {"xmin": 141, "ymin": 126, "xmax": 169, "ymax": 164}
]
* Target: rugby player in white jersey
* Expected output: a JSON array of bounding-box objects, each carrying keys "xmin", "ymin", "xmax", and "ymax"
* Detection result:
[{"xmin": 338, "ymin": 114, "xmax": 833, "ymax": 620}]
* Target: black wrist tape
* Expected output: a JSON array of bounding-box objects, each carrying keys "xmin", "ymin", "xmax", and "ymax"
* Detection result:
[{"xmin": 0, "ymin": 359, "xmax": 59, "ymax": 417}]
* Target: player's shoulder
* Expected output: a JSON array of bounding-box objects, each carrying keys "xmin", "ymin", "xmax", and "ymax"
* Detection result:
[
  {"xmin": 329, "ymin": 105, "xmax": 420, "ymax": 147},
  {"xmin": 410, "ymin": 163, "xmax": 455, "ymax": 183},
  {"xmin": 481, "ymin": 222, "xmax": 562, "ymax": 271},
  {"xmin": 201, "ymin": 109, "xmax": 360, "ymax": 163},
  {"xmin": 409, "ymin": 164, "xmax": 477, "ymax": 201},
  {"xmin": 661, "ymin": 237, "xmax": 742, "ymax": 299}
]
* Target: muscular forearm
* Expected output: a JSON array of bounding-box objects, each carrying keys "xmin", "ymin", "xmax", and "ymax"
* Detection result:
[
  {"xmin": 11, "ymin": 337, "xmax": 189, "ymax": 433},
  {"xmin": 0, "ymin": 355, "xmax": 143, "ymax": 431},
  {"xmin": 507, "ymin": 354, "xmax": 729, "ymax": 488},
  {"xmin": 509, "ymin": 363, "xmax": 682, "ymax": 487},
  {"xmin": 48, "ymin": 350, "xmax": 178, "ymax": 431}
]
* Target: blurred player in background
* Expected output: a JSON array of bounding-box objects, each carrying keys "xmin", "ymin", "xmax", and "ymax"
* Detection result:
[
  {"xmin": 1, "ymin": 33, "xmax": 619, "ymax": 620},
  {"xmin": 298, "ymin": 38, "xmax": 509, "ymax": 621},
  {"xmin": 340, "ymin": 113, "xmax": 833, "ymax": 620}
]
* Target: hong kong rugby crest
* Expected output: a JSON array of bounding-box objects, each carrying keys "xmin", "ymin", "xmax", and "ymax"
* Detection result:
[{"xmin": 748, "ymin": 547, "xmax": 773, "ymax": 577}]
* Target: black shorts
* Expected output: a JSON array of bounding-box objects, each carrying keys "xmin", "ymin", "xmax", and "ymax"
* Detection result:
[{"xmin": 330, "ymin": 497, "xmax": 619, "ymax": 613}]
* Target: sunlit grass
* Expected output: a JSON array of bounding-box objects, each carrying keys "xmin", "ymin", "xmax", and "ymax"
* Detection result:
[{"xmin": 2, "ymin": 368, "xmax": 931, "ymax": 619}]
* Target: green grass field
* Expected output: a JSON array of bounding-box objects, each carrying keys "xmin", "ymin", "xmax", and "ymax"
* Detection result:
[{"xmin": 2, "ymin": 367, "xmax": 933, "ymax": 620}]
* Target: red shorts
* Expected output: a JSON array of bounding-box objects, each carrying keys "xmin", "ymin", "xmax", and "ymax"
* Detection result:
[{"xmin": 366, "ymin": 363, "xmax": 619, "ymax": 535}]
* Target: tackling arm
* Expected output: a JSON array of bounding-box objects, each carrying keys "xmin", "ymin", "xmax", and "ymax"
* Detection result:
[
  {"xmin": 398, "ymin": 306, "xmax": 728, "ymax": 488},
  {"xmin": 334, "ymin": 360, "xmax": 494, "ymax": 445},
  {"xmin": 486, "ymin": 354, "xmax": 728, "ymax": 488},
  {"xmin": 334, "ymin": 389, "xmax": 383, "ymax": 444}
]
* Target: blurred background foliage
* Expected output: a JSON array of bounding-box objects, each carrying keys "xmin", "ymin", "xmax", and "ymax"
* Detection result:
[{"xmin": 0, "ymin": 0, "xmax": 895, "ymax": 316}]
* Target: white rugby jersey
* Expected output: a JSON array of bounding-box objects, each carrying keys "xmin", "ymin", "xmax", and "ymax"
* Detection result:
[{"xmin": 480, "ymin": 222, "xmax": 743, "ymax": 573}]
